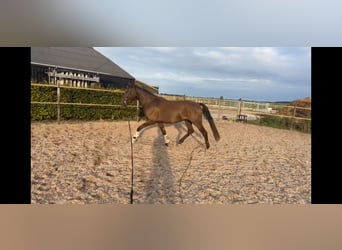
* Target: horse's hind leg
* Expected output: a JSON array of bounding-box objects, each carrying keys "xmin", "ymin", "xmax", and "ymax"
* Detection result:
[
  {"xmin": 193, "ymin": 122, "xmax": 210, "ymax": 149},
  {"xmin": 178, "ymin": 120, "xmax": 194, "ymax": 145},
  {"xmin": 158, "ymin": 123, "xmax": 170, "ymax": 146}
]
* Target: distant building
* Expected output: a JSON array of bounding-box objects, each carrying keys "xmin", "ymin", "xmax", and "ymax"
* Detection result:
[{"xmin": 31, "ymin": 47, "xmax": 135, "ymax": 89}]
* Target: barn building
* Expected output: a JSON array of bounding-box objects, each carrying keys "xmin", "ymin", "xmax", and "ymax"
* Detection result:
[{"xmin": 31, "ymin": 47, "xmax": 137, "ymax": 90}]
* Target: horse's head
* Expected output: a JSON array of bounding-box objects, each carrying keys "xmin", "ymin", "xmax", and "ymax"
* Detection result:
[{"xmin": 122, "ymin": 82, "xmax": 137, "ymax": 107}]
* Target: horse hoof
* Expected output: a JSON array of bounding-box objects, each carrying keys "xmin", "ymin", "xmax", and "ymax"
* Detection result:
[{"xmin": 165, "ymin": 143, "xmax": 168, "ymax": 146}]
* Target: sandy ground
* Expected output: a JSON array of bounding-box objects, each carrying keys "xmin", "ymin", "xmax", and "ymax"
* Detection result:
[{"xmin": 31, "ymin": 119, "xmax": 311, "ymax": 204}]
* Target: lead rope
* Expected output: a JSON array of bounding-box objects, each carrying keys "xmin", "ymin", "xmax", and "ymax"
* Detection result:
[
  {"xmin": 178, "ymin": 144, "xmax": 205, "ymax": 203},
  {"xmin": 128, "ymin": 120, "xmax": 134, "ymax": 204}
]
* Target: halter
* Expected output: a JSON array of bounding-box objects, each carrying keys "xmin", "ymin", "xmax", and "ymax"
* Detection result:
[{"xmin": 122, "ymin": 85, "xmax": 138, "ymax": 106}]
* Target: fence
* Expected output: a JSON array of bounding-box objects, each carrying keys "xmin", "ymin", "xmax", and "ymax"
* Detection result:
[
  {"xmin": 31, "ymin": 83, "xmax": 311, "ymax": 132},
  {"xmin": 160, "ymin": 94, "xmax": 311, "ymax": 121},
  {"xmin": 31, "ymin": 83, "xmax": 140, "ymax": 123}
]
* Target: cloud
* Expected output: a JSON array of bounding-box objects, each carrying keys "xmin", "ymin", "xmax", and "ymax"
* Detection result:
[
  {"xmin": 193, "ymin": 50, "xmax": 228, "ymax": 60},
  {"xmin": 148, "ymin": 47, "xmax": 179, "ymax": 53}
]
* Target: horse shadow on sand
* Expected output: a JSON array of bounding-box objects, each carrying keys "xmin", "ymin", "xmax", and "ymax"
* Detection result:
[
  {"xmin": 142, "ymin": 122, "xmax": 207, "ymax": 204},
  {"xmin": 144, "ymin": 127, "xmax": 177, "ymax": 204}
]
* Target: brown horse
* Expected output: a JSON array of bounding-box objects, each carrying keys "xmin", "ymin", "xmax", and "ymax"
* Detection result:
[{"xmin": 122, "ymin": 82, "xmax": 220, "ymax": 149}]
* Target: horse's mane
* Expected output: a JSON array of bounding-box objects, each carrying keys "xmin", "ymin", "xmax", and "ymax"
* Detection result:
[{"xmin": 135, "ymin": 84, "xmax": 159, "ymax": 97}]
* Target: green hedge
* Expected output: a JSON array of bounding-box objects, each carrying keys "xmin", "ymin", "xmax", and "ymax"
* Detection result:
[
  {"xmin": 31, "ymin": 85, "xmax": 141, "ymax": 121},
  {"xmin": 31, "ymin": 85, "xmax": 57, "ymax": 102},
  {"xmin": 249, "ymin": 114, "xmax": 311, "ymax": 133}
]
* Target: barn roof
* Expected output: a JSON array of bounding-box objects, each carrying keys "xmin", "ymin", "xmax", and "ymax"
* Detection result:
[{"xmin": 31, "ymin": 47, "xmax": 135, "ymax": 79}]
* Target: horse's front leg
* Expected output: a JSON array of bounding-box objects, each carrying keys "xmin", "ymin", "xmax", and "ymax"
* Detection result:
[
  {"xmin": 158, "ymin": 123, "xmax": 170, "ymax": 146},
  {"xmin": 132, "ymin": 120, "xmax": 157, "ymax": 143}
]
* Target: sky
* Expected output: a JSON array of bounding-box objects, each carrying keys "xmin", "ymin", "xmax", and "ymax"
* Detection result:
[
  {"xmin": 95, "ymin": 47, "xmax": 311, "ymax": 102},
  {"xmin": 2, "ymin": 1, "xmax": 341, "ymax": 46}
]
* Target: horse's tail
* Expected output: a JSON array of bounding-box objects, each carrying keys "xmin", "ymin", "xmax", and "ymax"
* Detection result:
[{"xmin": 199, "ymin": 103, "xmax": 220, "ymax": 141}]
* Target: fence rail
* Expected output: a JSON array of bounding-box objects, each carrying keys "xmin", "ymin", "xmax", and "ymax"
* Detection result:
[
  {"xmin": 31, "ymin": 101, "xmax": 123, "ymax": 108},
  {"xmin": 31, "ymin": 83, "xmax": 124, "ymax": 93}
]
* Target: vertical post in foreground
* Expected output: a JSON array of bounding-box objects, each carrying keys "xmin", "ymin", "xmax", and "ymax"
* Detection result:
[
  {"xmin": 237, "ymin": 98, "xmax": 242, "ymax": 120},
  {"xmin": 128, "ymin": 120, "xmax": 134, "ymax": 204},
  {"xmin": 218, "ymin": 96, "xmax": 223, "ymax": 121},
  {"xmin": 291, "ymin": 104, "xmax": 297, "ymax": 130},
  {"xmin": 136, "ymin": 100, "xmax": 140, "ymax": 122},
  {"xmin": 56, "ymin": 72, "xmax": 61, "ymax": 124}
]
